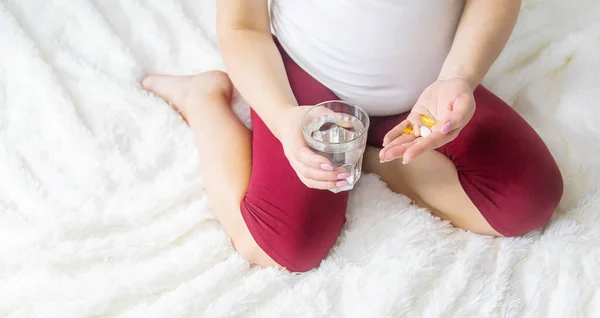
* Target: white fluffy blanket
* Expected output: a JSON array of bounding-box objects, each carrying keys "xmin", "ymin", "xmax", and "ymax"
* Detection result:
[{"xmin": 1, "ymin": 0, "xmax": 599, "ymax": 317}]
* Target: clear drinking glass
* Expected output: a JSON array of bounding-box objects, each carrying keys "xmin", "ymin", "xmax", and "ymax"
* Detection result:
[{"xmin": 302, "ymin": 100, "xmax": 370, "ymax": 193}]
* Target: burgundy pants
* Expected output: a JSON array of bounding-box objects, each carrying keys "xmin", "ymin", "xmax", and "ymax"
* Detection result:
[{"xmin": 240, "ymin": 41, "xmax": 564, "ymax": 272}]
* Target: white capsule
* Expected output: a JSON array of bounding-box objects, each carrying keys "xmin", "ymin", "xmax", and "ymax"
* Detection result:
[{"xmin": 420, "ymin": 126, "xmax": 431, "ymax": 137}]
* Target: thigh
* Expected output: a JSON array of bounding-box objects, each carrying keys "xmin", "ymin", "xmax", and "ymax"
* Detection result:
[
  {"xmin": 363, "ymin": 144, "xmax": 501, "ymax": 236},
  {"xmin": 365, "ymin": 86, "xmax": 563, "ymax": 236},
  {"xmin": 240, "ymin": 39, "xmax": 349, "ymax": 272},
  {"xmin": 440, "ymin": 86, "xmax": 563, "ymax": 236}
]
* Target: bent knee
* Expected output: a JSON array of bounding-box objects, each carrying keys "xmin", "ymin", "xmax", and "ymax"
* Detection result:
[
  {"xmin": 239, "ymin": 193, "xmax": 346, "ymax": 272},
  {"xmin": 456, "ymin": 153, "xmax": 564, "ymax": 237},
  {"xmin": 501, "ymin": 199, "xmax": 560, "ymax": 237},
  {"xmin": 503, "ymin": 165, "xmax": 564, "ymax": 236},
  {"xmin": 449, "ymin": 202, "xmax": 556, "ymax": 237},
  {"xmin": 232, "ymin": 232, "xmax": 330, "ymax": 272},
  {"xmin": 469, "ymin": 182, "xmax": 563, "ymax": 237},
  {"xmin": 461, "ymin": 194, "xmax": 562, "ymax": 238}
]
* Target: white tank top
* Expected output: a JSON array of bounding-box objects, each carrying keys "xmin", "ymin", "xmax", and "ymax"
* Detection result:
[{"xmin": 271, "ymin": 0, "xmax": 465, "ymax": 116}]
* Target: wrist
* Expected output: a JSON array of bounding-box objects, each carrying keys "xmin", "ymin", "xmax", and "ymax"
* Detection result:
[
  {"xmin": 437, "ymin": 64, "xmax": 481, "ymax": 90},
  {"xmin": 268, "ymin": 104, "xmax": 297, "ymax": 141}
]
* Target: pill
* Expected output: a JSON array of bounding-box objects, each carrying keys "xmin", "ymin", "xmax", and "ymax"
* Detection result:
[
  {"xmin": 418, "ymin": 114, "xmax": 436, "ymax": 127},
  {"xmin": 402, "ymin": 114, "xmax": 437, "ymax": 135},
  {"xmin": 420, "ymin": 126, "xmax": 432, "ymax": 137}
]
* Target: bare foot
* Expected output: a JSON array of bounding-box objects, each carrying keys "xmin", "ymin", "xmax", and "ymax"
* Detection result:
[{"xmin": 141, "ymin": 71, "xmax": 233, "ymax": 121}]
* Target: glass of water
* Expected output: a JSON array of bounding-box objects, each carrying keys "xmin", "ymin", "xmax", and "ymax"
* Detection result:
[{"xmin": 302, "ymin": 100, "xmax": 370, "ymax": 193}]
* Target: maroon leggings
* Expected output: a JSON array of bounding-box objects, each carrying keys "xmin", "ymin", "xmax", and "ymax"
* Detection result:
[{"xmin": 240, "ymin": 42, "xmax": 564, "ymax": 272}]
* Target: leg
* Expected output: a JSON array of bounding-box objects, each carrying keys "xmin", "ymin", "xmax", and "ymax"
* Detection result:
[
  {"xmin": 364, "ymin": 147, "xmax": 500, "ymax": 235},
  {"xmin": 142, "ymin": 40, "xmax": 349, "ymax": 272},
  {"xmin": 364, "ymin": 86, "xmax": 564, "ymax": 236},
  {"xmin": 142, "ymin": 71, "xmax": 278, "ymax": 266},
  {"xmin": 239, "ymin": 40, "xmax": 349, "ymax": 271}
]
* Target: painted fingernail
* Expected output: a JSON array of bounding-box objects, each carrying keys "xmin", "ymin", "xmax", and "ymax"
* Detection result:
[
  {"xmin": 321, "ymin": 164, "xmax": 334, "ymax": 171},
  {"xmin": 336, "ymin": 180, "xmax": 349, "ymax": 187},
  {"xmin": 441, "ymin": 122, "xmax": 453, "ymax": 134},
  {"xmin": 337, "ymin": 173, "xmax": 351, "ymax": 179}
]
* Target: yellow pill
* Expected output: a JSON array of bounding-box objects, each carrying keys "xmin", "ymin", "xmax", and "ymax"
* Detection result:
[
  {"xmin": 403, "ymin": 123, "xmax": 414, "ymax": 135},
  {"xmin": 419, "ymin": 114, "xmax": 436, "ymax": 127}
]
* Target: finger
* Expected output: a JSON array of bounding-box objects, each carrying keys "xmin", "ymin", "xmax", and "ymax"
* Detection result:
[
  {"xmin": 380, "ymin": 133, "xmax": 417, "ymax": 159},
  {"xmin": 297, "ymin": 147, "xmax": 334, "ymax": 170},
  {"xmin": 380, "ymin": 139, "xmax": 419, "ymax": 162},
  {"xmin": 382, "ymin": 120, "xmax": 413, "ymax": 146},
  {"xmin": 382, "ymin": 131, "xmax": 417, "ymax": 150},
  {"xmin": 436, "ymin": 92, "xmax": 474, "ymax": 135},
  {"xmin": 403, "ymin": 130, "xmax": 460, "ymax": 163},
  {"xmin": 297, "ymin": 174, "xmax": 342, "ymax": 190},
  {"xmin": 293, "ymin": 160, "xmax": 348, "ymax": 181}
]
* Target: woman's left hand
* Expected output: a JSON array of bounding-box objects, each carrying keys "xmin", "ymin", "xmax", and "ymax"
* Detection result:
[{"xmin": 379, "ymin": 78, "xmax": 476, "ymax": 164}]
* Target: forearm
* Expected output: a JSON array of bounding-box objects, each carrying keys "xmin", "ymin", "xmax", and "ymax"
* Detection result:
[
  {"xmin": 218, "ymin": 30, "xmax": 297, "ymax": 139},
  {"xmin": 438, "ymin": 0, "xmax": 521, "ymax": 88}
]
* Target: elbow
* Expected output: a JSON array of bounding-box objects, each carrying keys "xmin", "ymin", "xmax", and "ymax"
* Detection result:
[
  {"xmin": 216, "ymin": 15, "xmax": 242, "ymax": 47},
  {"xmin": 216, "ymin": 23, "xmax": 233, "ymax": 46},
  {"xmin": 216, "ymin": 25, "xmax": 241, "ymax": 57},
  {"xmin": 216, "ymin": 24, "xmax": 263, "ymax": 49}
]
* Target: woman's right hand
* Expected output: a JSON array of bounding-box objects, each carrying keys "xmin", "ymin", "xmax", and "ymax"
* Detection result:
[{"xmin": 276, "ymin": 106, "xmax": 350, "ymax": 190}]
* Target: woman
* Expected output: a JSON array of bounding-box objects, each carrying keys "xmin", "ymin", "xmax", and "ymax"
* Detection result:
[{"xmin": 141, "ymin": 0, "xmax": 563, "ymax": 272}]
